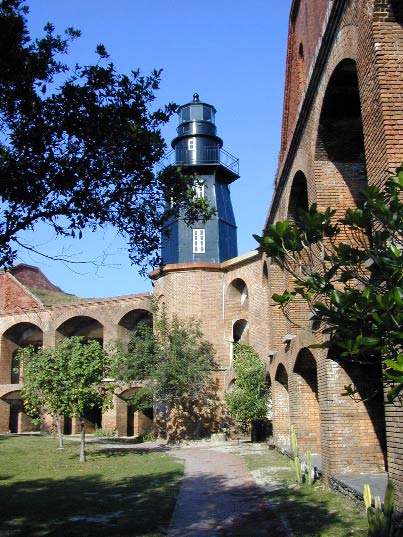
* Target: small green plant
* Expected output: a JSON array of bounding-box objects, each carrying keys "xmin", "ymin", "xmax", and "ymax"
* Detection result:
[
  {"xmin": 290, "ymin": 424, "xmax": 303, "ymax": 483},
  {"xmin": 290, "ymin": 426, "xmax": 316, "ymax": 485},
  {"xmin": 94, "ymin": 426, "xmax": 116, "ymax": 438},
  {"xmin": 363, "ymin": 481, "xmax": 394, "ymax": 537},
  {"xmin": 138, "ymin": 431, "xmax": 155, "ymax": 442},
  {"xmin": 305, "ymin": 444, "xmax": 313, "ymax": 485}
]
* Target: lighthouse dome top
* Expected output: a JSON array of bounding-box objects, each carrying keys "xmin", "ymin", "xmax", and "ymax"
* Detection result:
[{"xmin": 177, "ymin": 93, "xmax": 216, "ymax": 125}]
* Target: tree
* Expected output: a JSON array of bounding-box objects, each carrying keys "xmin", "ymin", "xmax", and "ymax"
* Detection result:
[
  {"xmin": 225, "ymin": 343, "xmax": 269, "ymax": 441},
  {"xmin": 254, "ymin": 165, "xmax": 403, "ymax": 401},
  {"xmin": 0, "ymin": 0, "xmax": 212, "ymax": 271},
  {"xmin": 113, "ymin": 306, "xmax": 218, "ymax": 441},
  {"xmin": 19, "ymin": 336, "xmax": 114, "ymax": 461}
]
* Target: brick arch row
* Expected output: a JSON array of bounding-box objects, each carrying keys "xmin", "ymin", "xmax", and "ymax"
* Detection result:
[{"xmin": 0, "ymin": 307, "xmax": 152, "ymax": 434}]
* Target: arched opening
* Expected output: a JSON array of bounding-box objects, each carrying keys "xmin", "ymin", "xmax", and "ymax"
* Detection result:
[
  {"xmin": 0, "ymin": 390, "xmax": 39, "ymax": 433},
  {"xmin": 262, "ymin": 261, "xmax": 269, "ymax": 287},
  {"xmin": 56, "ymin": 316, "xmax": 104, "ymax": 346},
  {"xmin": 323, "ymin": 349, "xmax": 386, "ymax": 474},
  {"xmin": 297, "ymin": 42, "xmax": 305, "ymax": 94},
  {"xmin": 268, "ymin": 260, "xmax": 288, "ymax": 347},
  {"xmin": 233, "ymin": 319, "xmax": 249, "ymax": 344},
  {"xmin": 266, "ymin": 374, "xmax": 273, "ymax": 438},
  {"xmin": 284, "ymin": 171, "xmax": 312, "ymax": 327},
  {"xmin": 291, "ymin": 349, "xmax": 321, "ymax": 453},
  {"xmin": 315, "ymin": 59, "xmax": 367, "ymax": 215},
  {"xmin": 117, "ymin": 309, "xmax": 153, "ymax": 343},
  {"xmin": 287, "ymin": 171, "xmax": 309, "ymax": 224},
  {"xmin": 115, "ymin": 388, "xmax": 153, "ymax": 437},
  {"xmin": 227, "ymin": 379, "xmax": 236, "ymax": 393},
  {"xmin": 56, "ymin": 316, "xmax": 104, "ymax": 432},
  {"xmin": 0, "ymin": 323, "xmax": 43, "ymax": 385},
  {"xmin": 273, "ymin": 364, "xmax": 290, "ymax": 447},
  {"xmin": 227, "ymin": 278, "xmax": 249, "ymax": 308},
  {"xmin": 226, "ymin": 279, "xmax": 249, "ymax": 354}
]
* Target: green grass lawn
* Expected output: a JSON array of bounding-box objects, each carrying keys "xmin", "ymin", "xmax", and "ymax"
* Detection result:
[
  {"xmin": 0, "ymin": 435, "xmax": 183, "ymax": 537},
  {"xmin": 245, "ymin": 449, "xmax": 368, "ymax": 537}
]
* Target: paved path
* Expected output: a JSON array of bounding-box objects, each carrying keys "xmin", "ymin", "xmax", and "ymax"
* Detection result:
[{"xmin": 167, "ymin": 446, "xmax": 279, "ymax": 537}]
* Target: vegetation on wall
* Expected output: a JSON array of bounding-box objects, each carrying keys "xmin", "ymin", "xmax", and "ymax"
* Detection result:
[
  {"xmin": 254, "ymin": 165, "xmax": 403, "ymax": 401},
  {"xmin": 113, "ymin": 305, "xmax": 218, "ymax": 441},
  {"xmin": 225, "ymin": 343, "xmax": 269, "ymax": 440}
]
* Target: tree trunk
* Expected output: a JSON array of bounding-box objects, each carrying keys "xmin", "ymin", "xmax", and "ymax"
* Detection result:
[
  {"xmin": 55, "ymin": 413, "xmax": 64, "ymax": 449},
  {"xmin": 79, "ymin": 417, "xmax": 86, "ymax": 462}
]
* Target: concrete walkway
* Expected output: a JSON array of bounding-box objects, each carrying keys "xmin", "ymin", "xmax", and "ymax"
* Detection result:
[{"xmin": 167, "ymin": 445, "xmax": 284, "ymax": 537}]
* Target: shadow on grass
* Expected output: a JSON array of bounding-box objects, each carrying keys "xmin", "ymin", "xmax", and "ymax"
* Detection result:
[
  {"xmin": 0, "ymin": 470, "xmax": 181, "ymax": 537},
  {"xmin": 0, "ymin": 436, "xmax": 365, "ymax": 537},
  {"xmin": 87, "ymin": 447, "xmax": 169, "ymax": 459},
  {"xmin": 218, "ymin": 483, "xmax": 364, "ymax": 537},
  {"xmin": 0, "ymin": 465, "xmax": 355, "ymax": 537},
  {"xmin": 165, "ymin": 472, "xmax": 355, "ymax": 537}
]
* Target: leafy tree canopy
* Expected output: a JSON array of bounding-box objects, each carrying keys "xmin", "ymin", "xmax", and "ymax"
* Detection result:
[
  {"xmin": 254, "ymin": 165, "xmax": 403, "ymax": 401},
  {"xmin": 225, "ymin": 343, "xmax": 269, "ymax": 426},
  {"xmin": 19, "ymin": 336, "xmax": 114, "ymax": 459},
  {"xmin": 0, "ymin": 0, "xmax": 211, "ymax": 271},
  {"xmin": 113, "ymin": 306, "xmax": 216, "ymax": 411}
]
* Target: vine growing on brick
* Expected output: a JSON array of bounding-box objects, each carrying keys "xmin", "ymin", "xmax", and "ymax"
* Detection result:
[{"xmin": 225, "ymin": 343, "xmax": 270, "ymax": 440}]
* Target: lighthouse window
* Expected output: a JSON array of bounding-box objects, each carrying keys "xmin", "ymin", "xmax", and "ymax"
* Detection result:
[
  {"xmin": 193, "ymin": 229, "xmax": 205, "ymax": 254},
  {"xmin": 194, "ymin": 182, "xmax": 205, "ymax": 199},
  {"xmin": 190, "ymin": 105, "xmax": 203, "ymax": 121},
  {"xmin": 188, "ymin": 139, "xmax": 194, "ymax": 150},
  {"xmin": 180, "ymin": 107, "xmax": 190, "ymax": 122},
  {"xmin": 203, "ymin": 107, "xmax": 211, "ymax": 121}
]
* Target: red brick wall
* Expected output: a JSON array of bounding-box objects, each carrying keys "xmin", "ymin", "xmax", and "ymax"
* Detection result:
[
  {"xmin": 0, "ymin": 272, "xmax": 42, "ymax": 314},
  {"xmin": 267, "ymin": 0, "xmax": 402, "ymax": 512},
  {"xmin": 280, "ymin": 0, "xmax": 332, "ymax": 160}
]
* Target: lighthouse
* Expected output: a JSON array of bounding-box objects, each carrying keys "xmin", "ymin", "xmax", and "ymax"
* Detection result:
[{"xmin": 161, "ymin": 94, "xmax": 239, "ymax": 265}]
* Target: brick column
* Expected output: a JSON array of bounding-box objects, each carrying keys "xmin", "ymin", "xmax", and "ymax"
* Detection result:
[{"xmin": 0, "ymin": 399, "xmax": 10, "ymax": 433}]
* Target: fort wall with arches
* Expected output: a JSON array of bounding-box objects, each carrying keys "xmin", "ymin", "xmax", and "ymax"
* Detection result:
[{"xmin": 0, "ymin": 0, "xmax": 401, "ymax": 519}]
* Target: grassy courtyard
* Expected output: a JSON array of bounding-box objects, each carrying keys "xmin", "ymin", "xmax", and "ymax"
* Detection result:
[
  {"xmin": 245, "ymin": 448, "xmax": 368, "ymax": 537},
  {"xmin": 0, "ymin": 435, "xmax": 183, "ymax": 537}
]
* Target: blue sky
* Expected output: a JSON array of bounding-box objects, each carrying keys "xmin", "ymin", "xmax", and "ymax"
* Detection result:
[{"xmin": 17, "ymin": 1, "xmax": 291, "ymax": 297}]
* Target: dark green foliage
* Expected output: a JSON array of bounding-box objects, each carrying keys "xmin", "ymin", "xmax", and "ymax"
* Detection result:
[
  {"xmin": 255, "ymin": 165, "xmax": 403, "ymax": 401},
  {"xmin": 225, "ymin": 343, "xmax": 269, "ymax": 426},
  {"xmin": 19, "ymin": 336, "xmax": 113, "ymax": 420},
  {"xmin": 19, "ymin": 336, "xmax": 115, "ymax": 459},
  {"xmin": 114, "ymin": 307, "xmax": 216, "ymax": 409},
  {"xmin": 0, "ymin": 436, "xmax": 183, "ymax": 536},
  {"xmin": 0, "ymin": 0, "xmax": 211, "ymax": 271}
]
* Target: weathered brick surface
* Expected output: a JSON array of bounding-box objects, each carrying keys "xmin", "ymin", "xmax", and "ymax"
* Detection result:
[
  {"xmin": 267, "ymin": 0, "xmax": 402, "ymax": 514},
  {"xmin": 0, "ymin": 272, "xmax": 41, "ymax": 314}
]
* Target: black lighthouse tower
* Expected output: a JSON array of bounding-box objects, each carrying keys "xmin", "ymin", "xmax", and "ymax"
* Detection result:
[{"xmin": 161, "ymin": 94, "xmax": 239, "ymax": 265}]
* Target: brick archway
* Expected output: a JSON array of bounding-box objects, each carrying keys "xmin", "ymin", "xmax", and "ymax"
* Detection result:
[
  {"xmin": 314, "ymin": 59, "xmax": 368, "ymax": 219},
  {"xmin": 0, "ymin": 322, "xmax": 43, "ymax": 385},
  {"xmin": 321, "ymin": 350, "xmax": 386, "ymax": 476},
  {"xmin": 0, "ymin": 389, "xmax": 38, "ymax": 433},
  {"xmin": 287, "ymin": 170, "xmax": 309, "ymax": 224},
  {"xmin": 56, "ymin": 316, "xmax": 104, "ymax": 346},
  {"xmin": 117, "ymin": 309, "xmax": 153, "ymax": 344},
  {"xmin": 290, "ymin": 348, "xmax": 321, "ymax": 453},
  {"xmin": 273, "ymin": 363, "xmax": 290, "ymax": 447},
  {"xmin": 112, "ymin": 388, "xmax": 153, "ymax": 437}
]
